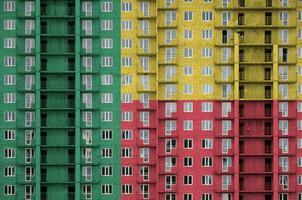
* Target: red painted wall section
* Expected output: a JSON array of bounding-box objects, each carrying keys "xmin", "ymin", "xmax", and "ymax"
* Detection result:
[{"xmin": 120, "ymin": 100, "xmax": 301, "ymax": 200}]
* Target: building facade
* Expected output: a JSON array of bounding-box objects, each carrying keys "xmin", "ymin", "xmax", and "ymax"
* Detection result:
[
  {"xmin": 1, "ymin": 0, "xmax": 302, "ymax": 200},
  {"xmin": 120, "ymin": 0, "xmax": 302, "ymax": 200},
  {"xmin": 0, "ymin": 0, "xmax": 121, "ymax": 200}
]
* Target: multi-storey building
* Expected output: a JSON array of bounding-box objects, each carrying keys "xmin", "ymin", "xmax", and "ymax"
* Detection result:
[
  {"xmin": 120, "ymin": 0, "xmax": 302, "ymax": 200},
  {"xmin": 0, "ymin": 0, "xmax": 120, "ymax": 200},
  {"xmin": 2, "ymin": 0, "xmax": 302, "ymax": 200}
]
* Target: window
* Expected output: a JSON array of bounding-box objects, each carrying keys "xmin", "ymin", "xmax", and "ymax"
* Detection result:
[
  {"xmin": 201, "ymin": 175, "xmax": 213, "ymax": 185},
  {"xmin": 4, "ymin": 185, "xmax": 15, "ymax": 195},
  {"xmin": 121, "ymin": 20, "xmax": 133, "ymax": 30},
  {"xmin": 101, "ymin": 93, "xmax": 113, "ymax": 103},
  {"xmin": 101, "ymin": 148, "xmax": 113, "ymax": 158},
  {"xmin": 101, "ymin": 38, "xmax": 113, "ymax": 49},
  {"xmin": 184, "ymin": 66, "xmax": 193, "ymax": 76},
  {"xmin": 25, "ymin": 20, "xmax": 34, "ymax": 35},
  {"xmin": 280, "ymin": 11, "xmax": 288, "ymax": 26},
  {"xmin": 101, "ymin": 184, "xmax": 112, "ymax": 195},
  {"xmin": 184, "ymin": 175, "xmax": 193, "ymax": 185},
  {"xmin": 4, "ymin": 130, "xmax": 16, "ymax": 140},
  {"xmin": 4, "ymin": 166, "xmax": 15, "ymax": 177},
  {"xmin": 121, "ymin": 166, "xmax": 132, "ymax": 176},
  {"xmin": 121, "ymin": 75, "xmax": 132, "ymax": 85},
  {"xmin": 121, "ymin": 130, "xmax": 133, "ymax": 140},
  {"xmin": 4, "ymin": 75, "xmax": 16, "ymax": 85},
  {"xmin": 4, "ymin": 112, "xmax": 16, "ymax": 122},
  {"xmin": 184, "ymin": 11, "xmax": 193, "ymax": 21},
  {"xmin": 201, "ymin": 120, "xmax": 213, "ymax": 130},
  {"xmin": 101, "ymin": 129, "xmax": 112, "ymax": 140},
  {"xmin": 202, "ymin": 11, "xmax": 213, "ymax": 21},
  {"xmin": 4, "ymin": 93, "xmax": 16, "ymax": 104},
  {"xmin": 184, "ymin": 139, "xmax": 193, "ymax": 149},
  {"xmin": 82, "ymin": 166, "xmax": 92, "ymax": 181},
  {"xmin": 184, "ymin": 194, "xmax": 193, "ymax": 200},
  {"xmin": 202, "ymin": 84, "xmax": 213, "ymax": 94},
  {"xmin": 122, "ymin": 185, "xmax": 132, "ymax": 194},
  {"xmin": 202, "ymin": 48, "xmax": 213, "ymax": 58},
  {"xmin": 4, "ymin": 20, "xmax": 15, "ymax": 30},
  {"xmin": 201, "ymin": 66, "xmax": 213, "ymax": 76},
  {"xmin": 184, "ymin": 120, "xmax": 193, "ymax": 130},
  {"xmin": 82, "ymin": 185, "xmax": 92, "ymax": 199},
  {"xmin": 101, "ymin": 75, "xmax": 113, "ymax": 85},
  {"xmin": 184, "ymin": 48, "xmax": 193, "ymax": 58},
  {"xmin": 122, "ymin": 39, "xmax": 132, "ymax": 48},
  {"xmin": 184, "ymin": 29, "xmax": 193, "ymax": 39},
  {"xmin": 202, "ymin": 29, "xmax": 212, "ymax": 39},
  {"xmin": 4, "ymin": 1, "xmax": 15, "ymax": 12},
  {"xmin": 201, "ymin": 102, "xmax": 213, "ymax": 112},
  {"xmin": 82, "ymin": 2, "xmax": 92, "ymax": 16},
  {"xmin": 4, "ymin": 148, "xmax": 16, "ymax": 158},
  {"xmin": 25, "ymin": 1, "xmax": 35, "ymax": 16},
  {"xmin": 4, "ymin": 56, "xmax": 16, "ymax": 67},
  {"xmin": 184, "ymin": 84, "xmax": 193, "ymax": 94},
  {"xmin": 101, "ymin": 20, "xmax": 113, "ymax": 30},
  {"xmin": 121, "ymin": 93, "xmax": 133, "ymax": 103},
  {"xmin": 202, "ymin": 194, "xmax": 213, "ymax": 200},
  {"xmin": 184, "ymin": 102, "xmax": 193, "ymax": 112},
  {"xmin": 82, "ymin": 20, "xmax": 92, "ymax": 35},
  {"xmin": 101, "ymin": 166, "xmax": 113, "ymax": 176},
  {"xmin": 122, "ymin": 57, "xmax": 132, "ymax": 67},
  {"xmin": 201, "ymin": 157, "xmax": 213, "ymax": 167},
  {"xmin": 101, "ymin": 2, "xmax": 113, "ymax": 12},
  {"xmin": 121, "ymin": 2, "xmax": 132, "ymax": 11},
  {"xmin": 4, "ymin": 38, "xmax": 15, "ymax": 48},
  {"xmin": 101, "ymin": 111, "xmax": 113, "ymax": 122},
  {"xmin": 122, "ymin": 148, "xmax": 132, "ymax": 158},
  {"xmin": 202, "ymin": 139, "xmax": 213, "ymax": 149},
  {"xmin": 121, "ymin": 111, "xmax": 133, "ymax": 121}
]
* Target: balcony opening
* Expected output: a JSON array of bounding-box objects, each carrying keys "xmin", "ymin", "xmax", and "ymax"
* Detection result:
[
  {"xmin": 68, "ymin": 76, "xmax": 75, "ymax": 89},
  {"xmin": 68, "ymin": 149, "xmax": 75, "ymax": 163},
  {"xmin": 264, "ymin": 48, "xmax": 272, "ymax": 62},
  {"xmin": 265, "ymin": 158, "xmax": 272, "ymax": 172},
  {"xmin": 238, "ymin": 13, "xmax": 244, "ymax": 25},
  {"xmin": 238, "ymin": 0, "xmax": 245, "ymax": 7},
  {"xmin": 239, "ymin": 104, "xmax": 244, "ymax": 117},
  {"xmin": 68, "ymin": 40, "xmax": 75, "ymax": 53},
  {"xmin": 265, "ymin": 176, "xmax": 272, "ymax": 190},
  {"xmin": 68, "ymin": 168, "xmax": 75, "ymax": 182},
  {"xmin": 265, "ymin": 85, "xmax": 272, "ymax": 99},
  {"xmin": 67, "ymin": 2, "xmax": 75, "ymax": 16},
  {"xmin": 68, "ymin": 58, "xmax": 75, "ymax": 71},
  {"xmin": 265, "ymin": 12, "xmax": 272, "ymax": 25},
  {"xmin": 41, "ymin": 95, "xmax": 47, "ymax": 108},
  {"xmin": 41, "ymin": 131, "xmax": 47, "ymax": 145},
  {"xmin": 68, "ymin": 21, "xmax": 75, "ymax": 34},
  {"xmin": 239, "ymin": 177, "xmax": 244, "ymax": 190},
  {"xmin": 264, "ymin": 67, "xmax": 271, "ymax": 80},
  {"xmin": 239, "ymin": 49, "xmax": 244, "ymax": 62},
  {"xmin": 41, "ymin": 149, "xmax": 47, "ymax": 163},
  {"xmin": 41, "ymin": 168, "xmax": 47, "ymax": 182},
  {"xmin": 238, "ymin": 31, "xmax": 244, "ymax": 43},
  {"xmin": 68, "ymin": 130, "xmax": 75, "ymax": 145},
  {"xmin": 41, "ymin": 77, "xmax": 47, "ymax": 89},
  {"xmin": 264, "ymin": 121, "xmax": 272, "ymax": 135},
  {"xmin": 239, "ymin": 85, "xmax": 245, "ymax": 98},
  {"xmin": 265, "ymin": 140, "xmax": 272, "ymax": 154},
  {"xmin": 222, "ymin": 30, "xmax": 228, "ymax": 44},
  {"xmin": 264, "ymin": 103, "xmax": 272, "ymax": 117},
  {"xmin": 41, "ymin": 186, "xmax": 47, "ymax": 200},
  {"xmin": 239, "ymin": 67, "xmax": 244, "ymax": 80},
  {"xmin": 264, "ymin": 31, "xmax": 271, "ymax": 44},
  {"xmin": 41, "ymin": 58, "xmax": 47, "ymax": 71},
  {"xmin": 41, "ymin": 3, "xmax": 47, "ymax": 16},
  {"xmin": 41, "ymin": 21, "xmax": 47, "ymax": 34},
  {"xmin": 68, "ymin": 112, "xmax": 75, "ymax": 126},
  {"xmin": 41, "ymin": 113, "xmax": 47, "ymax": 126},
  {"xmin": 68, "ymin": 186, "xmax": 75, "ymax": 200},
  {"xmin": 239, "ymin": 159, "xmax": 244, "ymax": 172},
  {"xmin": 68, "ymin": 95, "xmax": 75, "ymax": 108},
  {"xmin": 41, "ymin": 40, "xmax": 47, "ymax": 53},
  {"xmin": 239, "ymin": 140, "xmax": 244, "ymax": 154},
  {"xmin": 239, "ymin": 122, "xmax": 244, "ymax": 135},
  {"xmin": 266, "ymin": 0, "xmax": 272, "ymax": 7},
  {"xmin": 281, "ymin": 48, "xmax": 288, "ymax": 62}
]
